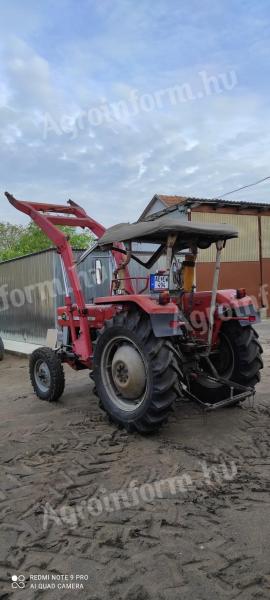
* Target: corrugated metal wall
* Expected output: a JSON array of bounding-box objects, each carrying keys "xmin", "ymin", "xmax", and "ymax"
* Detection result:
[
  {"xmin": 0, "ymin": 250, "xmax": 55, "ymax": 344},
  {"xmin": 0, "ymin": 248, "xmax": 112, "ymax": 345},
  {"xmin": 192, "ymin": 212, "xmax": 259, "ymax": 262}
]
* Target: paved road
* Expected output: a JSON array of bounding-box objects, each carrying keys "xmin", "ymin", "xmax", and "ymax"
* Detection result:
[{"xmin": 0, "ymin": 323, "xmax": 270, "ymax": 599}]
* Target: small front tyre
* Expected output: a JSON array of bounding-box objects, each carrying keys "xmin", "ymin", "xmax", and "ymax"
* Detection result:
[{"xmin": 29, "ymin": 347, "xmax": 65, "ymax": 402}]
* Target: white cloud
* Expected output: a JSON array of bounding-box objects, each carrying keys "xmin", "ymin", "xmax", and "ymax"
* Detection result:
[
  {"xmin": 4, "ymin": 37, "xmax": 55, "ymax": 108},
  {"xmin": 185, "ymin": 166, "xmax": 199, "ymax": 175},
  {"xmin": 0, "ymin": 1, "xmax": 270, "ymax": 227}
]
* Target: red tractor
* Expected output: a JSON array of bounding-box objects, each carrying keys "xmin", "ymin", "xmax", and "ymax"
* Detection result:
[{"xmin": 5, "ymin": 192, "xmax": 263, "ymax": 433}]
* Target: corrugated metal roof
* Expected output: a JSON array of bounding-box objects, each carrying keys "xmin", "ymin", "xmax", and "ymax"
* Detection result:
[
  {"xmin": 158, "ymin": 194, "xmax": 270, "ymax": 209},
  {"xmin": 185, "ymin": 197, "xmax": 270, "ymax": 209},
  {"xmin": 139, "ymin": 193, "xmax": 270, "ymax": 220},
  {"xmin": 0, "ymin": 246, "xmax": 87, "ymax": 265}
]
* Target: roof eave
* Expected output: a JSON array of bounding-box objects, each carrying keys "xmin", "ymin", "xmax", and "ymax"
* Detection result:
[{"xmin": 138, "ymin": 194, "xmax": 166, "ymax": 221}]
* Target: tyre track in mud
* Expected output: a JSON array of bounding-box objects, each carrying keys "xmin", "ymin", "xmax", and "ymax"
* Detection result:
[{"xmin": 0, "ymin": 323, "xmax": 270, "ymax": 599}]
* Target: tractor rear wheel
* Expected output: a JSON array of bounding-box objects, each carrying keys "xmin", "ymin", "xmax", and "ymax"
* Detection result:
[
  {"xmin": 29, "ymin": 347, "xmax": 65, "ymax": 402},
  {"xmin": 0, "ymin": 337, "xmax": 4, "ymax": 361},
  {"xmin": 190, "ymin": 322, "xmax": 263, "ymax": 404},
  {"xmin": 92, "ymin": 310, "xmax": 180, "ymax": 433}
]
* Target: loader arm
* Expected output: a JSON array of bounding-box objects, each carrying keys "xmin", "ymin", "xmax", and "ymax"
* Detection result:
[{"xmin": 4, "ymin": 192, "xmax": 134, "ymax": 361}]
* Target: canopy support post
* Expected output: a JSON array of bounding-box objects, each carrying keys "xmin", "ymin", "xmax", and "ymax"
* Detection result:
[
  {"xmin": 166, "ymin": 234, "xmax": 177, "ymax": 271},
  {"xmin": 207, "ymin": 240, "xmax": 224, "ymax": 353}
]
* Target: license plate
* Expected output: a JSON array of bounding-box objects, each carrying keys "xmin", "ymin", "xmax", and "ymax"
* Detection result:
[{"xmin": 150, "ymin": 274, "xmax": 169, "ymax": 291}]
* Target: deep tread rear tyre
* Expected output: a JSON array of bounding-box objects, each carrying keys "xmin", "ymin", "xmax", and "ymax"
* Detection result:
[
  {"xmin": 92, "ymin": 310, "xmax": 179, "ymax": 433},
  {"xmin": 0, "ymin": 337, "xmax": 4, "ymax": 361},
  {"xmin": 190, "ymin": 322, "xmax": 263, "ymax": 404},
  {"xmin": 29, "ymin": 347, "xmax": 65, "ymax": 402}
]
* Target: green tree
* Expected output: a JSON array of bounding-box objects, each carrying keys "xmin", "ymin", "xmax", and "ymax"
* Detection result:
[
  {"xmin": 0, "ymin": 221, "xmax": 94, "ymax": 262},
  {"xmin": 0, "ymin": 222, "xmax": 24, "ymax": 254}
]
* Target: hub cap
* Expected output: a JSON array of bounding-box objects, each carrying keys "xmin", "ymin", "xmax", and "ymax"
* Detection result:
[
  {"xmin": 112, "ymin": 345, "xmax": 146, "ymax": 399},
  {"xmin": 34, "ymin": 360, "xmax": 51, "ymax": 393}
]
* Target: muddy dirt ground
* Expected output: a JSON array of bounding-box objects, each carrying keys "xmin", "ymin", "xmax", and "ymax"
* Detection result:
[{"xmin": 0, "ymin": 322, "xmax": 270, "ymax": 600}]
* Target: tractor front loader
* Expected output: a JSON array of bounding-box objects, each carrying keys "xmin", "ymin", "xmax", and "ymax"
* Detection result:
[{"xmin": 5, "ymin": 192, "xmax": 263, "ymax": 433}]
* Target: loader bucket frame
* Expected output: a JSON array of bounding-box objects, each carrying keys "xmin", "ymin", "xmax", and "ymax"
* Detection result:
[{"xmin": 4, "ymin": 192, "xmax": 134, "ymax": 361}]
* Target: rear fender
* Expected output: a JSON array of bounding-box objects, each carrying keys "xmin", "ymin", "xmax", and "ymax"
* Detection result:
[
  {"xmin": 183, "ymin": 290, "xmax": 260, "ymax": 344},
  {"xmin": 229, "ymin": 303, "xmax": 260, "ymax": 325},
  {"xmin": 216, "ymin": 291, "xmax": 260, "ymax": 322},
  {"xmin": 215, "ymin": 293, "xmax": 260, "ymax": 343},
  {"xmin": 94, "ymin": 294, "xmax": 186, "ymax": 337},
  {"xmin": 149, "ymin": 313, "xmax": 186, "ymax": 337}
]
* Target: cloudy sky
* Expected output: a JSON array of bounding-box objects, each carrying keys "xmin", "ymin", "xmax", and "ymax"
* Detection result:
[{"xmin": 0, "ymin": 0, "xmax": 270, "ymax": 225}]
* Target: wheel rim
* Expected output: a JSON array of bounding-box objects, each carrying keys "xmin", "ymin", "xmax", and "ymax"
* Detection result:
[
  {"xmin": 34, "ymin": 360, "xmax": 51, "ymax": 393},
  {"xmin": 100, "ymin": 335, "xmax": 148, "ymax": 412}
]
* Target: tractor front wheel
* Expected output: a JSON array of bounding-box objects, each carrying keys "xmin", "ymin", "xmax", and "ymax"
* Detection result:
[
  {"xmin": 29, "ymin": 347, "xmax": 65, "ymax": 402},
  {"xmin": 190, "ymin": 322, "xmax": 263, "ymax": 404},
  {"xmin": 92, "ymin": 310, "xmax": 180, "ymax": 433}
]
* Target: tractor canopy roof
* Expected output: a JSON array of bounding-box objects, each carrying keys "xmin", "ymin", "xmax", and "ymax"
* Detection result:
[{"xmin": 97, "ymin": 214, "xmax": 238, "ymax": 251}]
